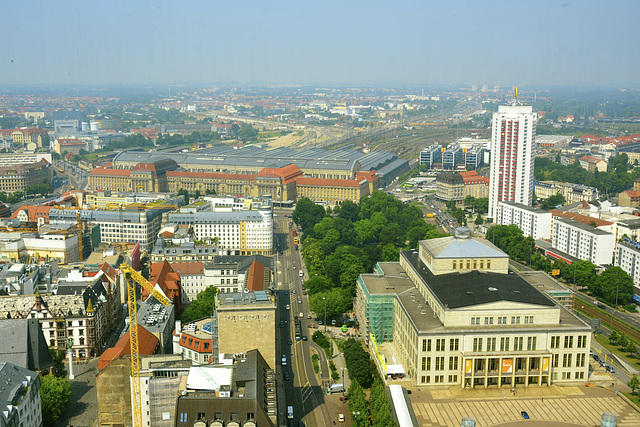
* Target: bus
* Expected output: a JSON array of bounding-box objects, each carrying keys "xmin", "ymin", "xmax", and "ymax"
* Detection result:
[{"xmin": 295, "ymin": 321, "xmax": 301, "ymax": 341}]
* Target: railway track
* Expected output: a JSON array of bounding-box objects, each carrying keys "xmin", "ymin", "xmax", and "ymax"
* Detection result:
[{"xmin": 575, "ymin": 297, "xmax": 640, "ymax": 343}]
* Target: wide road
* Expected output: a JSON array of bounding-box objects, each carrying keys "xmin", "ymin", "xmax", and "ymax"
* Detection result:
[{"xmin": 275, "ymin": 213, "xmax": 329, "ymax": 427}]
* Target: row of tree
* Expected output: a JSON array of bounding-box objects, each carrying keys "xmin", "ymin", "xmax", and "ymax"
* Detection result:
[
  {"xmin": 41, "ymin": 348, "xmax": 73, "ymax": 426},
  {"xmin": 347, "ymin": 378, "xmax": 397, "ymax": 426},
  {"xmin": 486, "ymin": 224, "xmax": 635, "ymax": 306},
  {"xmin": 294, "ymin": 192, "xmax": 442, "ymax": 316},
  {"xmin": 24, "ymin": 180, "xmax": 54, "ymax": 197}
]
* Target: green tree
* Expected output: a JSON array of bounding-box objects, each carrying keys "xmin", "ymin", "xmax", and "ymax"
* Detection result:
[
  {"xmin": 181, "ymin": 286, "xmax": 219, "ymax": 324},
  {"xmin": 49, "ymin": 347, "xmax": 67, "ymax": 378},
  {"xmin": 304, "ymin": 275, "xmax": 333, "ymax": 295},
  {"xmin": 293, "ymin": 197, "xmax": 325, "ymax": 236},
  {"xmin": 308, "ymin": 289, "xmax": 351, "ymax": 320},
  {"xmin": 609, "ymin": 330, "xmax": 619, "ymax": 344},
  {"xmin": 381, "ymin": 243, "xmax": 400, "ymax": 261},
  {"xmin": 347, "ymin": 379, "xmax": 371, "ymax": 426},
  {"xmin": 541, "ymin": 193, "xmax": 566, "ymax": 210},
  {"xmin": 474, "ymin": 214, "xmax": 484, "ymax": 226},
  {"xmin": 343, "ymin": 338, "xmax": 375, "ymax": 389},
  {"xmin": 337, "ymin": 200, "xmax": 360, "ymax": 222},
  {"xmin": 40, "ymin": 374, "xmax": 73, "ymax": 427},
  {"xmin": 591, "ymin": 266, "xmax": 635, "ymax": 306},
  {"xmin": 628, "ymin": 375, "xmax": 640, "ymax": 394}
]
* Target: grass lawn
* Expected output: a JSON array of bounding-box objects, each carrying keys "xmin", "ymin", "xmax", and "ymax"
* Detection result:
[
  {"xmin": 622, "ymin": 392, "xmax": 640, "ymax": 409},
  {"xmin": 595, "ymin": 334, "xmax": 640, "ymax": 368}
]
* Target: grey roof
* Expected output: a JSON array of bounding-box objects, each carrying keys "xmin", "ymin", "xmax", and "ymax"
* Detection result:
[
  {"xmin": 402, "ymin": 250, "xmax": 556, "ymax": 309},
  {"xmin": 0, "ymin": 318, "xmax": 53, "ymax": 371},
  {"xmin": 137, "ymin": 297, "xmax": 174, "ymax": 333},
  {"xmin": 0, "ymin": 362, "xmax": 38, "ymax": 418},
  {"xmin": 555, "ymin": 217, "xmax": 613, "ymax": 235},
  {"xmin": 498, "ymin": 200, "xmax": 549, "ymax": 215},
  {"xmin": 420, "ymin": 235, "xmax": 508, "ymax": 259}
]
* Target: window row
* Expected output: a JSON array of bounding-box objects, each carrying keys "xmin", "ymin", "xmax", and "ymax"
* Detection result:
[
  {"xmin": 422, "ymin": 338, "xmax": 459, "ymax": 352},
  {"xmin": 471, "ymin": 315, "xmax": 532, "ymax": 325}
]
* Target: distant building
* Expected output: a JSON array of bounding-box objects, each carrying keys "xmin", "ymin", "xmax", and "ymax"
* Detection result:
[
  {"xmin": 0, "ymin": 159, "xmax": 52, "ymax": 193},
  {"xmin": 496, "ymin": 201, "xmax": 552, "ymax": 240},
  {"xmin": 419, "ymin": 144, "xmax": 441, "ymax": 169},
  {"xmin": 535, "ymin": 181, "xmax": 598, "ymax": 204},
  {"xmin": 578, "ymin": 155, "xmax": 607, "ymax": 173},
  {"xmin": 464, "ymin": 144, "xmax": 485, "ymax": 169},
  {"xmin": 173, "ymin": 318, "xmax": 217, "ymax": 365},
  {"xmin": 442, "ymin": 143, "xmax": 463, "ymax": 170},
  {"xmin": 435, "ymin": 171, "xmax": 489, "ymax": 205},
  {"xmin": 614, "ymin": 241, "xmax": 640, "ymax": 291}
]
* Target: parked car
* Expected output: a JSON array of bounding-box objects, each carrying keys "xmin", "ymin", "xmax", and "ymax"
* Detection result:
[
  {"xmin": 284, "ymin": 371, "xmax": 290, "ymax": 381},
  {"xmin": 521, "ymin": 411, "xmax": 529, "ymax": 420},
  {"xmin": 606, "ymin": 365, "xmax": 616, "ymax": 373}
]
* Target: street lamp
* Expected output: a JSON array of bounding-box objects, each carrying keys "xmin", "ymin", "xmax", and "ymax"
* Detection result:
[
  {"xmin": 352, "ymin": 411, "xmax": 360, "ymax": 426},
  {"xmin": 323, "ymin": 297, "xmax": 327, "ymax": 333}
]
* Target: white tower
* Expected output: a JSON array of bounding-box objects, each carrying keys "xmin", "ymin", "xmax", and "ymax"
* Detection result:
[{"xmin": 488, "ymin": 98, "xmax": 537, "ymax": 219}]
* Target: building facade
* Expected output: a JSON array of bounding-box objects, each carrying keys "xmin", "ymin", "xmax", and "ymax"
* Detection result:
[
  {"xmin": 0, "ymin": 363, "xmax": 42, "ymax": 427},
  {"xmin": 420, "ymin": 145, "xmax": 442, "ymax": 169},
  {"xmin": 496, "ymin": 201, "xmax": 552, "ymax": 240},
  {"xmin": 355, "ymin": 229, "xmax": 591, "ymax": 389},
  {"xmin": 488, "ymin": 104, "xmax": 537, "ymax": 219},
  {"xmin": 552, "ymin": 217, "xmax": 615, "ymax": 266},
  {"xmin": 0, "ymin": 160, "xmax": 52, "ymax": 193},
  {"xmin": 535, "ymin": 181, "xmax": 598, "ymax": 205}
]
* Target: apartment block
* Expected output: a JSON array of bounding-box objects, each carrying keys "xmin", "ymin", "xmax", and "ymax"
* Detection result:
[
  {"xmin": 496, "ymin": 201, "xmax": 552, "ymax": 239},
  {"xmin": 552, "ymin": 217, "xmax": 615, "ymax": 265}
]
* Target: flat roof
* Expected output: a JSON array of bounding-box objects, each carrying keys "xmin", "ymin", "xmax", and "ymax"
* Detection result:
[
  {"xmin": 498, "ymin": 200, "xmax": 550, "ymax": 215},
  {"xmin": 402, "ymin": 250, "xmax": 555, "ymax": 309}
]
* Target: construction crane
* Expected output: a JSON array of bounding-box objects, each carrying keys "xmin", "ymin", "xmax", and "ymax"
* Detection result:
[
  {"xmin": 75, "ymin": 197, "xmax": 83, "ymax": 262},
  {"xmin": 119, "ymin": 263, "xmax": 172, "ymax": 427}
]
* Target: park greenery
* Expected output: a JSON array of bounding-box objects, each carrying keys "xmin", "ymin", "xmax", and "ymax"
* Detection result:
[
  {"xmin": 535, "ymin": 154, "xmax": 640, "ymax": 196},
  {"xmin": 347, "ymin": 377, "xmax": 397, "ymax": 426},
  {"xmin": 343, "ymin": 338, "xmax": 377, "ymax": 389},
  {"xmin": 486, "ymin": 224, "xmax": 635, "ymax": 306},
  {"xmin": 181, "ymin": 285, "xmax": 219, "ymax": 324},
  {"xmin": 294, "ymin": 192, "xmax": 443, "ymax": 316}
]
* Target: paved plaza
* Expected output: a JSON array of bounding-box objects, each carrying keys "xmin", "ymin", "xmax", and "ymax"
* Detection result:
[{"xmin": 409, "ymin": 385, "xmax": 640, "ymax": 426}]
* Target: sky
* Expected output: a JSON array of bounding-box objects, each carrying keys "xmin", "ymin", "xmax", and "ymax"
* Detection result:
[{"xmin": 2, "ymin": 0, "xmax": 639, "ymax": 88}]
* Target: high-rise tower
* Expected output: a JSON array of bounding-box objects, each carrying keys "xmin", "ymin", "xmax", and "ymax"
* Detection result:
[{"xmin": 487, "ymin": 101, "xmax": 537, "ymax": 219}]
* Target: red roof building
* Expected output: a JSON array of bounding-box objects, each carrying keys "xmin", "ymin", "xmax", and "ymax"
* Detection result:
[
  {"xmin": 97, "ymin": 324, "xmax": 159, "ymax": 370},
  {"xmin": 146, "ymin": 261, "xmax": 182, "ymax": 314}
]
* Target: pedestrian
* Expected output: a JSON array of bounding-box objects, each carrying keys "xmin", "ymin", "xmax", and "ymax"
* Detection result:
[{"xmin": 542, "ymin": 397, "xmax": 544, "ymax": 403}]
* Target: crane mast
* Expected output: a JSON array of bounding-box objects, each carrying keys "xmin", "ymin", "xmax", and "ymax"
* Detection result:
[{"xmin": 120, "ymin": 263, "xmax": 172, "ymax": 427}]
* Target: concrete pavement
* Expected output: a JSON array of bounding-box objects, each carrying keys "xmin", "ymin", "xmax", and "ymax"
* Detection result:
[{"xmin": 56, "ymin": 357, "xmax": 99, "ymax": 427}]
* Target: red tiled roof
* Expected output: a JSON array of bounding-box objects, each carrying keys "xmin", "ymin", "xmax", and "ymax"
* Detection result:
[
  {"xmin": 625, "ymin": 190, "xmax": 640, "ymax": 200},
  {"xmin": 170, "ymin": 262, "xmax": 204, "ymax": 275},
  {"xmin": 97, "ymin": 324, "xmax": 158, "ymax": 370},
  {"xmin": 246, "ymin": 260, "xmax": 265, "ymax": 292},
  {"xmin": 178, "ymin": 332, "xmax": 213, "ymax": 354},
  {"xmin": 159, "ymin": 231, "xmax": 174, "ymax": 238},
  {"xmin": 89, "ymin": 167, "xmax": 131, "ymax": 177},
  {"xmin": 10, "ymin": 205, "xmax": 52, "ymax": 221},
  {"xmin": 146, "ymin": 260, "xmax": 182, "ymax": 312},
  {"xmin": 356, "ymin": 171, "xmax": 378, "ymax": 182},
  {"xmin": 550, "ymin": 210, "xmax": 613, "ymax": 227},
  {"xmin": 258, "ymin": 164, "xmax": 303, "ymax": 184}
]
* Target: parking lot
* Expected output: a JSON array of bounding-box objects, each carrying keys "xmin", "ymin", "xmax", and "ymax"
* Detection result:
[{"xmin": 409, "ymin": 384, "xmax": 640, "ymax": 426}]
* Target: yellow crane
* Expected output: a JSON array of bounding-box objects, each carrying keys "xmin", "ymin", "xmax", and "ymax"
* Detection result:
[{"xmin": 119, "ymin": 263, "xmax": 172, "ymax": 427}]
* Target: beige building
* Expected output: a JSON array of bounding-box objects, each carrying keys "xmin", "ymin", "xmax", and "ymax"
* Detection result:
[
  {"xmin": 217, "ymin": 291, "xmax": 276, "ymax": 369},
  {"xmin": 435, "ymin": 170, "xmax": 489, "ymax": 204},
  {"xmin": 0, "ymin": 160, "xmax": 52, "ymax": 193},
  {"xmin": 356, "ymin": 228, "xmax": 591, "ymax": 389},
  {"xmin": 535, "ymin": 181, "xmax": 598, "ymax": 204}
]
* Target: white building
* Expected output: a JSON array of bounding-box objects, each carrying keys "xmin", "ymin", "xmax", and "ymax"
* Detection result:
[
  {"xmin": 167, "ymin": 208, "xmax": 273, "ymax": 256},
  {"xmin": 552, "ymin": 217, "xmax": 615, "ymax": 266},
  {"xmin": 0, "ymin": 363, "xmax": 42, "ymax": 427},
  {"xmin": 488, "ymin": 104, "xmax": 537, "ymax": 219},
  {"xmin": 614, "ymin": 242, "xmax": 640, "ymax": 291},
  {"xmin": 496, "ymin": 201, "xmax": 552, "ymax": 239}
]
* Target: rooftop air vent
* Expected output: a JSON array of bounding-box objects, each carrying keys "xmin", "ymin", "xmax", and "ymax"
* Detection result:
[
  {"xmin": 488, "ymin": 287, "xmax": 498, "ymax": 292},
  {"xmin": 466, "ymin": 291, "xmax": 473, "ymax": 295}
]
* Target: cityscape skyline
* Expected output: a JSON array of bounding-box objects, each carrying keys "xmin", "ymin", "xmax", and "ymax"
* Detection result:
[{"xmin": 2, "ymin": 0, "xmax": 640, "ymax": 88}]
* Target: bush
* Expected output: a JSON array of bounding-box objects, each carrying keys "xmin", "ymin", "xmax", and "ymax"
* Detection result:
[
  {"xmin": 312, "ymin": 354, "xmax": 319, "ymax": 373},
  {"xmin": 624, "ymin": 304, "xmax": 638, "ymax": 313},
  {"xmin": 312, "ymin": 331, "xmax": 333, "ymax": 358}
]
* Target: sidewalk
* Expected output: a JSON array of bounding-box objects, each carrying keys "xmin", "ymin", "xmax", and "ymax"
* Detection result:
[{"xmin": 56, "ymin": 357, "xmax": 99, "ymax": 427}]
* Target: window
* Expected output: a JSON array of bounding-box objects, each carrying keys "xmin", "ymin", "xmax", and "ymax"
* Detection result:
[
  {"xmin": 577, "ymin": 335, "xmax": 587, "ymax": 348},
  {"xmin": 434, "ymin": 375, "xmax": 444, "ymax": 383},
  {"xmin": 450, "ymin": 338, "xmax": 459, "ymax": 351},
  {"xmin": 473, "ymin": 338, "xmax": 483, "ymax": 352},
  {"xmin": 436, "ymin": 339, "xmax": 445, "ymax": 351},
  {"xmin": 552, "ymin": 354, "xmax": 559, "ymax": 368},
  {"xmin": 500, "ymin": 337, "xmax": 510, "ymax": 351},
  {"xmin": 564, "ymin": 336, "xmax": 573, "ymax": 349},
  {"xmin": 487, "ymin": 337, "xmax": 496, "ymax": 352},
  {"xmin": 563, "ymin": 354, "xmax": 572, "ymax": 368},
  {"xmin": 550, "ymin": 336, "xmax": 560, "ymax": 349},
  {"xmin": 422, "ymin": 339, "xmax": 427, "ymax": 352},
  {"xmin": 484, "ymin": 317, "xmax": 493, "ymax": 325},
  {"xmin": 497, "ymin": 316, "xmax": 507, "ymax": 325},
  {"xmin": 180, "ymin": 413, "xmax": 187, "ymax": 422},
  {"xmin": 576, "ymin": 353, "xmax": 586, "ymax": 367},
  {"xmin": 511, "ymin": 316, "xmax": 520, "ymax": 324},
  {"xmin": 514, "ymin": 337, "xmax": 523, "ymax": 351},
  {"xmin": 452, "ymin": 260, "xmax": 457, "ymax": 269},
  {"xmin": 527, "ymin": 336, "xmax": 537, "ymax": 351},
  {"xmin": 247, "ymin": 413, "xmax": 255, "ymax": 421},
  {"xmin": 197, "ymin": 412, "xmax": 206, "ymax": 420},
  {"xmin": 448, "ymin": 374, "xmax": 458, "ymax": 383},
  {"xmin": 471, "ymin": 317, "xmax": 480, "ymax": 325},
  {"xmin": 449, "ymin": 356, "xmax": 458, "ymax": 370},
  {"xmin": 486, "ymin": 260, "xmax": 491, "ymax": 269},
  {"xmin": 426, "ymin": 339, "xmax": 432, "ymax": 352},
  {"xmin": 435, "ymin": 357, "xmax": 445, "ymax": 370},
  {"xmin": 421, "ymin": 357, "xmax": 427, "ymax": 370},
  {"xmin": 422, "ymin": 375, "xmax": 430, "ymax": 383}
]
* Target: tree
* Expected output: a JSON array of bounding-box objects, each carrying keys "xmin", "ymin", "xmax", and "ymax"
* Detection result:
[
  {"xmin": 591, "ymin": 266, "xmax": 635, "ymax": 306},
  {"xmin": 308, "ymin": 289, "xmax": 351, "ymax": 320},
  {"xmin": 292, "ymin": 197, "xmax": 325, "ymax": 236},
  {"xmin": 628, "ymin": 375, "xmax": 640, "ymax": 394},
  {"xmin": 474, "ymin": 214, "xmax": 484, "ymax": 225},
  {"xmin": 609, "ymin": 330, "xmax": 619, "ymax": 344},
  {"xmin": 304, "ymin": 275, "xmax": 333, "ymax": 295},
  {"xmin": 40, "ymin": 374, "xmax": 73, "ymax": 427},
  {"xmin": 541, "ymin": 193, "xmax": 566, "ymax": 210},
  {"xmin": 624, "ymin": 342, "xmax": 637, "ymax": 355},
  {"xmin": 49, "ymin": 347, "xmax": 67, "ymax": 378},
  {"xmin": 337, "ymin": 200, "xmax": 360, "ymax": 222},
  {"xmin": 181, "ymin": 286, "xmax": 219, "ymax": 324}
]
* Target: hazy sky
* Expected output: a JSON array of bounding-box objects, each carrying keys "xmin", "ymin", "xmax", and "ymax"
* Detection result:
[{"xmin": 3, "ymin": 0, "xmax": 639, "ymax": 87}]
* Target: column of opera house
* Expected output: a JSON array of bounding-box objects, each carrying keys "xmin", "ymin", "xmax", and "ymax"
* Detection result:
[{"xmin": 355, "ymin": 227, "xmax": 591, "ymax": 389}]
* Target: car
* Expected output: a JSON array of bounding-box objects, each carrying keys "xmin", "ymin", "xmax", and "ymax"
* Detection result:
[
  {"xmin": 298, "ymin": 299, "xmax": 302, "ymax": 304},
  {"xmin": 318, "ymin": 320, "xmax": 323, "ymax": 325},
  {"xmin": 302, "ymin": 335, "xmax": 307, "ymax": 341},
  {"xmin": 597, "ymin": 303, "xmax": 606, "ymax": 309},
  {"xmin": 285, "ymin": 304, "xmax": 290, "ymax": 310},
  {"xmin": 281, "ymin": 355, "xmax": 287, "ymax": 366},
  {"xmin": 284, "ymin": 371, "xmax": 290, "ymax": 381},
  {"xmin": 292, "ymin": 289, "xmax": 296, "ymax": 294},
  {"xmin": 288, "ymin": 339, "xmax": 292, "ymax": 345},
  {"xmin": 303, "ymin": 291, "xmax": 307, "ymax": 295},
  {"xmin": 280, "ymin": 320, "xmax": 285, "ymax": 328},
  {"xmin": 284, "ymin": 291, "xmax": 289, "ymax": 295},
  {"xmin": 293, "ymin": 266, "xmax": 296, "ymax": 269},
  {"xmin": 521, "ymin": 411, "xmax": 529, "ymax": 419},
  {"xmin": 279, "ymin": 252, "xmax": 283, "ymax": 255},
  {"xmin": 589, "ymin": 349, "xmax": 593, "ymax": 357},
  {"xmin": 307, "ymin": 314, "xmax": 311, "ymax": 319},
  {"xmin": 338, "ymin": 414, "xmax": 345, "ymax": 422},
  {"xmin": 593, "ymin": 354, "xmax": 600, "ymax": 362},
  {"xmin": 606, "ymin": 365, "xmax": 616, "ymax": 373}
]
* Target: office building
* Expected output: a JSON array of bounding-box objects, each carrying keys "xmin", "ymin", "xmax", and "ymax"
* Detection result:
[
  {"xmin": 496, "ymin": 201, "xmax": 552, "ymax": 240},
  {"xmin": 442, "ymin": 143, "xmax": 463, "ymax": 170},
  {"xmin": 420, "ymin": 145, "xmax": 442, "ymax": 169},
  {"xmin": 0, "ymin": 160, "xmax": 52, "ymax": 193},
  {"xmin": 465, "ymin": 144, "xmax": 485, "ymax": 169},
  {"xmin": 355, "ymin": 228, "xmax": 591, "ymax": 389},
  {"xmin": 488, "ymin": 104, "xmax": 537, "ymax": 219}
]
